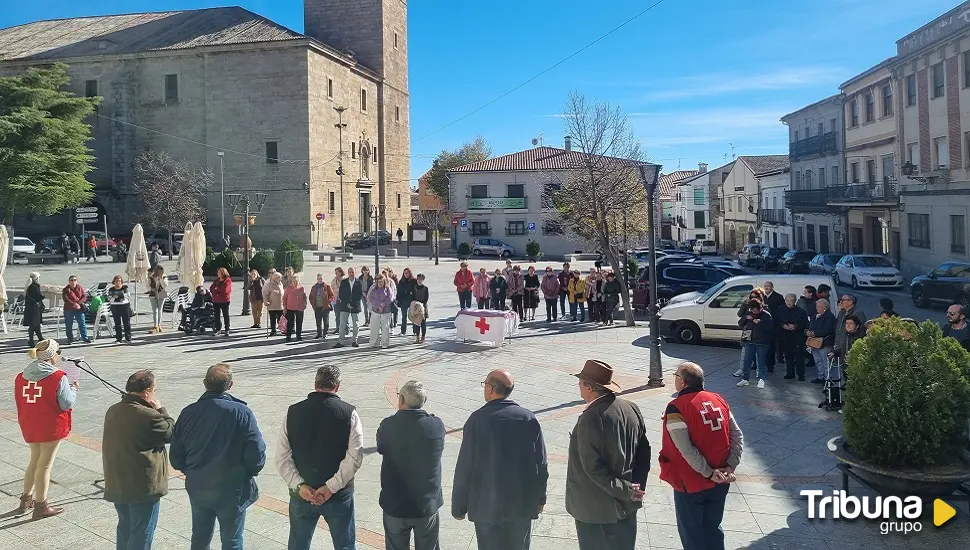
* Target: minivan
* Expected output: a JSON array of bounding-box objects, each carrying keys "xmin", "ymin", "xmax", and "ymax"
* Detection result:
[{"xmin": 656, "ymin": 274, "xmax": 836, "ymax": 344}]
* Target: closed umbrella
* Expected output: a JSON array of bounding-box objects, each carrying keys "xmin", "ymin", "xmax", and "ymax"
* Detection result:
[
  {"xmin": 183, "ymin": 221, "xmax": 206, "ymax": 290},
  {"xmin": 126, "ymin": 224, "xmax": 151, "ymax": 313},
  {"xmin": 176, "ymin": 221, "xmax": 194, "ymax": 287},
  {"xmin": 0, "ymin": 226, "xmax": 7, "ymax": 333}
]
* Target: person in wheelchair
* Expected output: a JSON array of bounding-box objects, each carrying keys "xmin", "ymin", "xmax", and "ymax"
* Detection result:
[{"xmin": 180, "ymin": 286, "xmax": 213, "ymax": 333}]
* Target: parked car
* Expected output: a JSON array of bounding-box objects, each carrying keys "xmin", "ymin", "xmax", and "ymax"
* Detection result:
[
  {"xmin": 471, "ymin": 238, "xmax": 515, "ymax": 258},
  {"xmin": 692, "ymin": 240, "xmax": 717, "ymax": 255},
  {"xmin": 756, "ymin": 247, "xmax": 787, "ymax": 271},
  {"xmin": 808, "ymin": 253, "xmax": 844, "ymax": 276},
  {"xmin": 11, "ymin": 237, "xmax": 35, "ymax": 258},
  {"xmin": 776, "ymin": 250, "xmax": 816, "ymax": 274},
  {"xmin": 738, "ymin": 244, "xmax": 763, "ymax": 266},
  {"xmin": 637, "ymin": 263, "xmax": 735, "ymax": 307},
  {"xmin": 81, "ymin": 231, "xmax": 117, "ymax": 249},
  {"xmin": 910, "ymin": 261, "xmax": 970, "ymax": 309},
  {"xmin": 360, "ymin": 230, "xmax": 392, "ymax": 248},
  {"xmin": 657, "ymin": 274, "xmax": 837, "ymax": 344},
  {"xmin": 834, "ymin": 254, "xmax": 903, "ymax": 289}
]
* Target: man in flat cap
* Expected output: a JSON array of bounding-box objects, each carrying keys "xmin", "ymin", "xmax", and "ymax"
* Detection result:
[{"xmin": 566, "ymin": 360, "xmax": 651, "ymax": 550}]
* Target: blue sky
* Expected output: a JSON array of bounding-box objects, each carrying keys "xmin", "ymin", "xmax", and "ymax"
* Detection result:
[{"xmin": 1, "ymin": 0, "xmax": 962, "ymax": 183}]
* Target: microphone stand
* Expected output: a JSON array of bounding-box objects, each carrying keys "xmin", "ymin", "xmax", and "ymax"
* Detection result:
[{"xmin": 70, "ymin": 359, "xmax": 125, "ymax": 397}]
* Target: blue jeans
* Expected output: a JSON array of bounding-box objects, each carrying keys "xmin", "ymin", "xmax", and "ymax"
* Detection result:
[
  {"xmin": 189, "ymin": 498, "xmax": 247, "ymax": 550},
  {"xmin": 570, "ymin": 302, "xmax": 586, "ymax": 322},
  {"xmin": 741, "ymin": 343, "xmax": 768, "ymax": 381},
  {"xmin": 115, "ymin": 499, "xmax": 160, "ymax": 550},
  {"xmin": 288, "ymin": 488, "xmax": 356, "ymax": 550},
  {"xmin": 65, "ymin": 309, "xmax": 88, "ymax": 342},
  {"xmin": 673, "ymin": 484, "xmax": 729, "ymax": 550}
]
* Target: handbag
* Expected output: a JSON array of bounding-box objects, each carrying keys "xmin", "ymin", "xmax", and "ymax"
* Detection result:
[
  {"xmin": 741, "ymin": 329, "xmax": 753, "ymax": 342},
  {"xmin": 278, "ymin": 314, "xmax": 288, "ymax": 333},
  {"xmin": 806, "ymin": 336, "xmax": 824, "ymax": 349}
]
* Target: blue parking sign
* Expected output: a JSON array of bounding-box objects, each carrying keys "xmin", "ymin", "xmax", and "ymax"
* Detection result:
[
  {"xmin": 460, "ymin": 219, "xmax": 467, "ymax": 228},
  {"xmin": 528, "ymin": 222, "xmax": 536, "ymax": 232}
]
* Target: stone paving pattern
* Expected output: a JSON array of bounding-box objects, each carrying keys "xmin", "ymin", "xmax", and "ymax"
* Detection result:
[{"xmin": 0, "ymin": 254, "xmax": 964, "ymax": 549}]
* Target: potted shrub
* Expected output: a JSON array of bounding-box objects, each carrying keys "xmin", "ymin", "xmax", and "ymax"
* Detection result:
[
  {"xmin": 249, "ymin": 249, "xmax": 275, "ymax": 276},
  {"xmin": 457, "ymin": 242, "xmax": 471, "ymax": 260},
  {"xmin": 275, "ymin": 239, "xmax": 304, "ymax": 274},
  {"xmin": 833, "ymin": 317, "xmax": 970, "ymax": 495},
  {"xmin": 526, "ymin": 240, "xmax": 541, "ymax": 262}
]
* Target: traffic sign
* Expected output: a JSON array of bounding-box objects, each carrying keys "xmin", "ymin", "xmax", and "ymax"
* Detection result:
[
  {"xmin": 76, "ymin": 207, "xmax": 99, "ymax": 213},
  {"xmin": 75, "ymin": 212, "xmax": 99, "ymax": 220},
  {"xmin": 76, "ymin": 219, "xmax": 88, "ymax": 225},
  {"xmin": 528, "ymin": 222, "xmax": 537, "ymax": 232},
  {"xmin": 460, "ymin": 219, "xmax": 467, "ymax": 228},
  {"xmin": 316, "ymin": 213, "xmax": 325, "ymax": 221}
]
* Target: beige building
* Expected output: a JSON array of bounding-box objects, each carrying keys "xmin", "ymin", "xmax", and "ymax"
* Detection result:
[
  {"xmin": 838, "ymin": 58, "xmax": 902, "ymax": 260},
  {"xmin": 0, "ymin": 0, "xmax": 411, "ymax": 248},
  {"xmin": 718, "ymin": 155, "xmax": 790, "ymax": 255}
]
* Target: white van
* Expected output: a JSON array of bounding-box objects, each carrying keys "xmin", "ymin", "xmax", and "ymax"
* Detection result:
[{"xmin": 656, "ymin": 274, "xmax": 836, "ymax": 344}]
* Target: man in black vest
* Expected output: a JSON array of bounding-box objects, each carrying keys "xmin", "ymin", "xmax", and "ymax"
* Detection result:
[
  {"xmin": 452, "ymin": 370, "xmax": 548, "ymax": 550},
  {"xmin": 275, "ymin": 365, "xmax": 363, "ymax": 550},
  {"xmin": 334, "ymin": 267, "xmax": 363, "ymax": 348},
  {"xmin": 377, "ymin": 380, "xmax": 445, "ymax": 550}
]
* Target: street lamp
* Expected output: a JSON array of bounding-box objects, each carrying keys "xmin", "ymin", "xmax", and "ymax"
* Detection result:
[
  {"xmin": 371, "ymin": 203, "xmax": 386, "ymax": 274},
  {"xmin": 638, "ymin": 163, "xmax": 664, "ymax": 388},
  {"xmin": 226, "ymin": 192, "xmax": 268, "ymax": 316},
  {"xmin": 217, "ymin": 151, "xmax": 225, "ymax": 244},
  {"xmin": 334, "ymin": 106, "xmax": 348, "ymax": 253}
]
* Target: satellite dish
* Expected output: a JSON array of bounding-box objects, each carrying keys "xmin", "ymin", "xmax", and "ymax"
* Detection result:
[{"xmin": 531, "ymin": 138, "xmax": 539, "ymax": 146}]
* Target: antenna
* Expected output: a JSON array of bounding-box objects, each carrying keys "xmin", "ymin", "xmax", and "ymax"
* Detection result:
[{"xmin": 729, "ymin": 143, "xmax": 737, "ymax": 159}]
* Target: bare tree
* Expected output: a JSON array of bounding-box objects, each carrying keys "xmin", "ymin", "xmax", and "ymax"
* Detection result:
[
  {"xmin": 133, "ymin": 150, "xmax": 210, "ymax": 258},
  {"xmin": 550, "ymin": 92, "xmax": 658, "ymax": 326}
]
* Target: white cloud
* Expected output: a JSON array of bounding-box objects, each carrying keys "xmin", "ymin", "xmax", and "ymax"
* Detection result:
[
  {"xmin": 642, "ymin": 66, "xmax": 847, "ymax": 102},
  {"xmin": 633, "ymin": 106, "xmax": 792, "ymax": 148}
]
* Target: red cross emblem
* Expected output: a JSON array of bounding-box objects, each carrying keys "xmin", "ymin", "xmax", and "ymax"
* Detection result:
[
  {"xmin": 474, "ymin": 317, "xmax": 491, "ymax": 335},
  {"xmin": 700, "ymin": 401, "xmax": 724, "ymax": 432},
  {"xmin": 22, "ymin": 381, "xmax": 43, "ymax": 404}
]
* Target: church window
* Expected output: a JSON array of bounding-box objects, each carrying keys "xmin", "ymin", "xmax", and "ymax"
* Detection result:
[
  {"xmin": 164, "ymin": 74, "xmax": 179, "ymax": 103},
  {"xmin": 397, "ymin": 193, "xmax": 402, "ymax": 208},
  {"xmin": 85, "ymin": 80, "xmax": 98, "ymax": 98},
  {"xmin": 394, "ymin": 32, "xmax": 399, "ymax": 49},
  {"xmin": 351, "ymin": 142, "xmax": 357, "ymax": 159},
  {"xmin": 265, "ymin": 141, "xmax": 279, "ymax": 164},
  {"xmin": 361, "ymin": 89, "xmax": 367, "ymax": 112},
  {"xmin": 373, "ymin": 146, "xmax": 378, "ymax": 164},
  {"xmin": 395, "ymin": 106, "xmax": 400, "ymax": 122},
  {"xmin": 329, "ymin": 191, "xmax": 335, "ymax": 211},
  {"xmin": 327, "ymin": 78, "xmax": 334, "ymax": 99}
]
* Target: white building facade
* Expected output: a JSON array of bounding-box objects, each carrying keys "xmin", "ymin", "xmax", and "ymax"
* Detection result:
[
  {"xmin": 671, "ymin": 168, "xmax": 712, "ymax": 246},
  {"xmin": 759, "ymin": 172, "xmax": 793, "ymax": 249},
  {"xmin": 719, "ymin": 156, "xmax": 791, "ymax": 254}
]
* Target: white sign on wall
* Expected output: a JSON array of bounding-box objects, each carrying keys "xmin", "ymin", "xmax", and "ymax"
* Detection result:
[{"xmin": 412, "ymin": 229, "xmax": 427, "ymax": 242}]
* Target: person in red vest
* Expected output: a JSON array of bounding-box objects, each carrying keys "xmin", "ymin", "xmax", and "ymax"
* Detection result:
[
  {"xmin": 13, "ymin": 339, "xmax": 78, "ymax": 519},
  {"xmin": 453, "ymin": 262, "xmax": 474, "ymax": 310},
  {"xmin": 660, "ymin": 362, "xmax": 743, "ymax": 550}
]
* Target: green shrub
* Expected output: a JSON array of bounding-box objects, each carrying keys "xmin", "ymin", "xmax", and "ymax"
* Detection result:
[
  {"xmin": 844, "ymin": 317, "xmax": 970, "ymax": 468},
  {"xmin": 275, "ymin": 239, "xmax": 304, "ymax": 274},
  {"xmin": 627, "ymin": 256, "xmax": 638, "ymax": 280},
  {"xmin": 203, "ymin": 248, "xmax": 242, "ymax": 277},
  {"xmin": 457, "ymin": 242, "xmax": 471, "ymax": 258},
  {"xmin": 250, "ymin": 249, "xmax": 275, "ymax": 276},
  {"xmin": 526, "ymin": 240, "xmax": 541, "ymax": 258}
]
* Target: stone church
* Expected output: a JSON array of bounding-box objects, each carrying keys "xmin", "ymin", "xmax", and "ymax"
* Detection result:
[{"xmin": 0, "ymin": 0, "xmax": 411, "ymax": 248}]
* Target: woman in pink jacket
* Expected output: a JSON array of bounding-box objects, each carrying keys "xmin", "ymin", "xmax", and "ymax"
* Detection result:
[
  {"xmin": 472, "ymin": 267, "xmax": 491, "ymax": 309},
  {"xmin": 282, "ymin": 275, "xmax": 308, "ymax": 342},
  {"xmin": 540, "ymin": 266, "xmax": 561, "ymax": 322}
]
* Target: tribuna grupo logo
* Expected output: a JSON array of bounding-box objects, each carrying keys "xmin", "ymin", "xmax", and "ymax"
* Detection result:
[{"xmin": 801, "ymin": 490, "xmax": 923, "ymax": 534}]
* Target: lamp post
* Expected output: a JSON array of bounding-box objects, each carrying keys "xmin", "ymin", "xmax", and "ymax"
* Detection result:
[
  {"xmin": 226, "ymin": 193, "xmax": 268, "ymax": 316},
  {"xmin": 638, "ymin": 163, "xmax": 664, "ymax": 388},
  {"xmin": 217, "ymin": 151, "xmax": 226, "ymax": 243},
  {"xmin": 334, "ymin": 106, "xmax": 348, "ymax": 253},
  {"xmin": 371, "ymin": 203, "xmax": 386, "ymax": 274}
]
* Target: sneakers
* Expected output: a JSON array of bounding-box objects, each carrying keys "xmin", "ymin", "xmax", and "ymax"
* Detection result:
[
  {"xmin": 733, "ymin": 368, "xmax": 744, "ymax": 377},
  {"xmin": 757, "ymin": 379, "xmax": 765, "ymax": 389},
  {"xmin": 783, "ymin": 375, "xmax": 795, "ymax": 380},
  {"xmin": 736, "ymin": 380, "xmax": 750, "ymax": 387}
]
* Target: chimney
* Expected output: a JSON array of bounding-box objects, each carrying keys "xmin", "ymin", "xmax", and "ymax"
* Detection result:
[
  {"xmin": 698, "ymin": 162, "xmax": 708, "ymax": 173},
  {"xmin": 564, "ymin": 136, "xmax": 572, "ymax": 151}
]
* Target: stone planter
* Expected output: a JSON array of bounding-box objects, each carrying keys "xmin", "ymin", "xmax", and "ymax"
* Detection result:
[{"xmin": 832, "ymin": 437, "xmax": 970, "ymax": 496}]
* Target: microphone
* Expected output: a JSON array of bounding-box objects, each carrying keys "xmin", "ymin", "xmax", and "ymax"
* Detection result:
[{"xmin": 62, "ymin": 356, "xmax": 85, "ymax": 364}]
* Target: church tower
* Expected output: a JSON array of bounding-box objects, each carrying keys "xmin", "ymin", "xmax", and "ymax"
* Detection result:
[{"xmin": 304, "ymin": 0, "xmax": 410, "ymax": 232}]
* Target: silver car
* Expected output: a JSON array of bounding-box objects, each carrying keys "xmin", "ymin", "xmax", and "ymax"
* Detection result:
[{"xmin": 472, "ymin": 238, "xmax": 515, "ymax": 258}]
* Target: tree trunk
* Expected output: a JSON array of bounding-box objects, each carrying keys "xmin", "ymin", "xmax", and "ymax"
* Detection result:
[
  {"xmin": 167, "ymin": 229, "xmax": 174, "ymax": 260},
  {"xmin": 603, "ymin": 248, "xmax": 635, "ymax": 326}
]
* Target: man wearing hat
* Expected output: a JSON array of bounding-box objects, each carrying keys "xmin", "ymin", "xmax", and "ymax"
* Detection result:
[
  {"xmin": 454, "ymin": 262, "xmax": 474, "ymax": 310},
  {"xmin": 566, "ymin": 360, "xmax": 651, "ymax": 550},
  {"xmin": 660, "ymin": 362, "xmax": 743, "ymax": 550}
]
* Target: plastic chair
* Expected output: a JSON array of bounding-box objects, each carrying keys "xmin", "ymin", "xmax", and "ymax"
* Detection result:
[{"xmin": 92, "ymin": 303, "xmax": 112, "ymax": 341}]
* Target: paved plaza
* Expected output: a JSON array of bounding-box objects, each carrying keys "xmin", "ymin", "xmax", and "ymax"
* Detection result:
[{"xmin": 0, "ymin": 254, "xmax": 963, "ymax": 549}]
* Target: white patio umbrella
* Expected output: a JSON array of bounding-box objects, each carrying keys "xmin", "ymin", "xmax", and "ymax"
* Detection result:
[
  {"xmin": 126, "ymin": 224, "xmax": 151, "ymax": 313},
  {"xmin": 0, "ymin": 226, "xmax": 8, "ymax": 333},
  {"xmin": 182, "ymin": 221, "xmax": 206, "ymax": 290},
  {"xmin": 176, "ymin": 221, "xmax": 194, "ymax": 287}
]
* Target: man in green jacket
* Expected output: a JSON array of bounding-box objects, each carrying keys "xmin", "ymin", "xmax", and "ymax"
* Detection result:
[
  {"xmin": 102, "ymin": 370, "xmax": 175, "ymax": 549},
  {"xmin": 566, "ymin": 360, "xmax": 651, "ymax": 550}
]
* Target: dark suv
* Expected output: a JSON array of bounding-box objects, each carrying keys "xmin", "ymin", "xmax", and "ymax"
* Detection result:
[
  {"xmin": 639, "ymin": 263, "xmax": 734, "ymax": 306},
  {"xmin": 756, "ymin": 247, "xmax": 787, "ymax": 271},
  {"xmin": 776, "ymin": 250, "xmax": 815, "ymax": 274},
  {"xmin": 911, "ymin": 261, "xmax": 970, "ymax": 309}
]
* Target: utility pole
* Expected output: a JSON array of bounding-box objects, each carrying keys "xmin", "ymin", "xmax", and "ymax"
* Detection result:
[
  {"xmin": 334, "ymin": 106, "xmax": 347, "ymax": 252},
  {"xmin": 372, "ymin": 204, "xmax": 385, "ymax": 274},
  {"xmin": 226, "ymin": 193, "xmax": 267, "ymax": 317},
  {"xmin": 639, "ymin": 164, "xmax": 665, "ymax": 389},
  {"xmin": 217, "ymin": 151, "xmax": 225, "ymax": 243}
]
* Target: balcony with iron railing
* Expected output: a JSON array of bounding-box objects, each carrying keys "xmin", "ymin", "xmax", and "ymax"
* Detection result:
[
  {"xmin": 759, "ymin": 208, "xmax": 788, "ymax": 225},
  {"xmin": 789, "ymin": 132, "xmax": 838, "ymax": 160},
  {"xmin": 827, "ymin": 180, "xmax": 898, "ymax": 205},
  {"xmin": 784, "ymin": 188, "xmax": 830, "ymax": 211}
]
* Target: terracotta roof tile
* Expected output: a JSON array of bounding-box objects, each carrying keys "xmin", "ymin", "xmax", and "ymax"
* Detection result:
[
  {"xmin": 658, "ymin": 170, "xmax": 698, "ymax": 199},
  {"xmin": 738, "ymin": 155, "xmax": 790, "ymax": 176}
]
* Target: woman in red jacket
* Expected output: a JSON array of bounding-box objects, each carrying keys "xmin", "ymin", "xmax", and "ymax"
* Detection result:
[
  {"xmin": 210, "ymin": 267, "xmax": 232, "ymax": 336},
  {"xmin": 14, "ymin": 339, "xmax": 77, "ymax": 518}
]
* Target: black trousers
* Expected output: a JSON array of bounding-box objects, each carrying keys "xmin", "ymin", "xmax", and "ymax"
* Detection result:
[
  {"xmin": 269, "ymin": 309, "xmax": 283, "ymax": 335},
  {"xmin": 458, "ymin": 290, "xmax": 472, "ymax": 309},
  {"xmin": 575, "ymin": 515, "xmax": 637, "ymax": 550},
  {"xmin": 673, "ymin": 483, "xmax": 728, "ymax": 550},
  {"xmin": 765, "ymin": 337, "xmax": 778, "ymax": 369},
  {"xmin": 111, "ymin": 306, "xmax": 131, "ymax": 341},
  {"xmin": 781, "ymin": 333, "xmax": 805, "ymax": 379},
  {"xmin": 473, "ymin": 519, "xmax": 532, "ymax": 550},
  {"xmin": 27, "ymin": 322, "xmax": 43, "ymax": 344},
  {"xmin": 545, "ymin": 298, "xmax": 557, "ymax": 321},
  {"xmin": 285, "ymin": 310, "xmax": 303, "ymax": 340},
  {"xmin": 559, "ymin": 290, "xmax": 568, "ymax": 316},
  {"xmin": 490, "ymin": 297, "xmax": 506, "ymax": 310},
  {"xmin": 477, "ymin": 297, "xmax": 488, "ymax": 309},
  {"xmin": 603, "ymin": 301, "xmax": 617, "ymax": 323},
  {"xmin": 314, "ymin": 308, "xmax": 330, "ymax": 336},
  {"xmin": 212, "ymin": 302, "xmax": 230, "ymax": 332},
  {"xmin": 413, "ymin": 319, "xmax": 427, "ymax": 337},
  {"xmin": 384, "ymin": 512, "xmax": 439, "ymax": 550},
  {"xmin": 511, "ymin": 295, "xmax": 524, "ymax": 319}
]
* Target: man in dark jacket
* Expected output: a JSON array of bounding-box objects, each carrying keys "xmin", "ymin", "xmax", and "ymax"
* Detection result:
[
  {"xmin": 806, "ymin": 299, "xmax": 838, "ymax": 383},
  {"xmin": 103, "ymin": 370, "xmax": 174, "ymax": 549},
  {"xmin": 762, "ymin": 281, "xmax": 785, "ymax": 371},
  {"xmin": 776, "ymin": 293, "xmax": 810, "ymax": 381},
  {"xmin": 377, "ymin": 380, "xmax": 445, "ymax": 550},
  {"xmin": 335, "ymin": 267, "xmax": 363, "ymax": 348},
  {"xmin": 170, "ymin": 363, "xmax": 266, "ymax": 550},
  {"xmin": 452, "ymin": 370, "xmax": 548, "ymax": 550},
  {"xmin": 566, "ymin": 360, "xmax": 650, "ymax": 550},
  {"xmin": 834, "ymin": 294, "xmax": 866, "ymax": 356},
  {"xmin": 737, "ymin": 299, "xmax": 775, "ymax": 388},
  {"xmin": 275, "ymin": 365, "xmax": 364, "ymax": 550}
]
